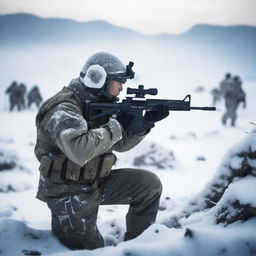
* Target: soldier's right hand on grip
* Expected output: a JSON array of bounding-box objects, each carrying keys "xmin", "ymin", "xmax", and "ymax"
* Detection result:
[
  {"xmin": 144, "ymin": 104, "xmax": 169, "ymax": 123},
  {"xmin": 106, "ymin": 118, "xmax": 123, "ymax": 144},
  {"xmin": 116, "ymin": 112, "xmax": 134, "ymax": 130}
]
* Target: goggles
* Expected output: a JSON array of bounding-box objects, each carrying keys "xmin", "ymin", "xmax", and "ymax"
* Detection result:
[{"xmin": 107, "ymin": 61, "xmax": 135, "ymax": 84}]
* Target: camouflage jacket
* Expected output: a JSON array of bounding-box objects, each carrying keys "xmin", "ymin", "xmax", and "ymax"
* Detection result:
[{"xmin": 35, "ymin": 78, "xmax": 147, "ymax": 201}]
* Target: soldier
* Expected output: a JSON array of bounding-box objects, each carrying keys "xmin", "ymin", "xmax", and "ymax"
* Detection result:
[
  {"xmin": 233, "ymin": 76, "xmax": 246, "ymax": 108},
  {"xmin": 220, "ymin": 74, "xmax": 246, "ymax": 126},
  {"xmin": 5, "ymin": 80, "xmax": 22, "ymax": 111},
  {"xmin": 219, "ymin": 72, "xmax": 233, "ymax": 97},
  {"xmin": 19, "ymin": 82, "xmax": 27, "ymax": 110},
  {"xmin": 35, "ymin": 52, "xmax": 168, "ymax": 249},
  {"xmin": 28, "ymin": 85, "xmax": 43, "ymax": 109},
  {"xmin": 210, "ymin": 87, "xmax": 221, "ymax": 106}
]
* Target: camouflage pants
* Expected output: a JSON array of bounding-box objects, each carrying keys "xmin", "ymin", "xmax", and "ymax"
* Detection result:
[
  {"xmin": 46, "ymin": 168, "xmax": 162, "ymax": 250},
  {"xmin": 28, "ymin": 99, "xmax": 41, "ymax": 108},
  {"xmin": 9, "ymin": 96, "xmax": 22, "ymax": 111},
  {"xmin": 222, "ymin": 100, "xmax": 239, "ymax": 126}
]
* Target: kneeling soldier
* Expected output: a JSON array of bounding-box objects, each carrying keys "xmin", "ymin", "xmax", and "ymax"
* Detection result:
[{"xmin": 35, "ymin": 52, "xmax": 168, "ymax": 249}]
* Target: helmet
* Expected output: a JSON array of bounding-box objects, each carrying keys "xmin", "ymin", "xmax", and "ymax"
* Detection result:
[
  {"xmin": 233, "ymin": 75, "xmax": 240, "ymax": 81},
  {"xmin": 225, "ymin": 72, "xmax": 231, "ymax": 79},
  {"xmin": 80, "ymin": 52, "xmax": 134, "ymax": 89}
]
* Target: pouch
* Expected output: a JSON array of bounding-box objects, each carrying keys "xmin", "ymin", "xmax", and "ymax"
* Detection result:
[
  {"xmin": 50, "ymin": 155, "xmax": 66, "ymax": 183},
  {"xmin": 99, "ymin": 153, "xmax": 117, "ymax": 178},
  {"xmin": 65, "ymin": 160, "xmax": 81, "ymax": 181},
  {"xmin": 39, "ymin": 155, "xmax": 52, "ymax": 177}
]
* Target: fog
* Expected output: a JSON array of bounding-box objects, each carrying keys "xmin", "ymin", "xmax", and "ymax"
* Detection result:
[{"xmin": 1, "ymin": 38, "xmax": 254, "ymax": 110}]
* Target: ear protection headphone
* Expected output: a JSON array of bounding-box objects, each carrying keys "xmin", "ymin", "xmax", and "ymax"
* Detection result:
[
  {"xmin": 80, "ymin": 61, "xmax": 135, "ymax": 89},
  {"xmin": 80, "ymin": 64, "xmax": 107, "ymax": 89}
]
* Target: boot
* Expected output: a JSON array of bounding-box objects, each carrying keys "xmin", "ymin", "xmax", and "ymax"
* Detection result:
[{"xmin": 124, "ymin": 213, "xmax": 156, "ymax": 241}]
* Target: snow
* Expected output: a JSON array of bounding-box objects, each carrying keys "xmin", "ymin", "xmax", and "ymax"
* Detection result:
[
  {"xmin": 0, "ymin": 42, "xmax": 256, "ymax": 256},
  {"xmin": 216, "ymin": 177, "xmax": 256, "ymax": 207}
]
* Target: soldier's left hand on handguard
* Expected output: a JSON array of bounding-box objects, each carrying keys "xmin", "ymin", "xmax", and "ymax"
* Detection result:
[{"xmin": 144, "ymin": 104, "xmax": 169, "ymax": 124}]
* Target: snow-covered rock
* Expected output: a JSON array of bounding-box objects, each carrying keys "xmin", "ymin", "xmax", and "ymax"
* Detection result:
[
  {"xmin": 164, "ymin": 132, "xmax": 256, "ymax": 226},
  {"xmin": 0, "ymin": 148, "xmax": 17, "ymax": 171},
  {"xmin": 116, "ymin": 141, "xmax": 175, "ymax": 170},
  {"xmin": 0, "ymin": 218, "xmax": 65, "ymax": 256},
  {"xmin": 0, "ymin": 148, "xmax": 33, "ymax": 193}
]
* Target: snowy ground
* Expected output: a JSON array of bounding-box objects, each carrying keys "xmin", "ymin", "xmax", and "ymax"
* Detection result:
[{"xmin": 0, "ymin": 45, "xmax": 256, "ymax": 255}]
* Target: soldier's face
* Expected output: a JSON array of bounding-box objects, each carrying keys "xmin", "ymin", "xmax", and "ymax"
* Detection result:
[{"xmin": 106, "ymin": 81, "xmax": 123, "ymax": 96}]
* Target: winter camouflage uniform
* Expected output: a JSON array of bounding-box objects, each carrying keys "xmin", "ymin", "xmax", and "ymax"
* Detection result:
[
  {"xmin": 28, "ymin": 85, "xmax": 43, "ymax": 108},
  {"xmin": 19, "ymin": 83, "xmax": 27, "ymax": 110},
  {"xmin": 5, "ymin": 81, "xmax": 23, "ymax": 111},
  {"xmin": 220, "ymin": 76, "xmax": 246, "ymax": 126},
  {"xmin": 210, "ymin": 87, "xmax": 221, "ymax": 106},
  {"xmin": 35, "ymin": 78, "xmax": 162, "ymax": 249}
]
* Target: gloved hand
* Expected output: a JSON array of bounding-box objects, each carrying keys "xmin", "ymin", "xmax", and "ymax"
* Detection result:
[
  {"xmin": 116, "ymin": 112, "xmax": 134, "ymax": 130},
  {"xmin": 144, "ymin": 104, "xmax": 169, "ymax": 124}
]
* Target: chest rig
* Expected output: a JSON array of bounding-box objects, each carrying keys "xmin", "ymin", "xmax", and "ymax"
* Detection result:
[{"xmin": 35, "ymin": 79, "xmax": 117, "ymax": 184}]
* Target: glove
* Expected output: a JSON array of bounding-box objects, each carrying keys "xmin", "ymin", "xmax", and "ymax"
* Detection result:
[
  {"xmin": 144, "ymin": 104, "xmax": 169, "ymax": 124},
  {"xmin": 116, "ymin": 112, "xmax": 134, "ymax": 130}
]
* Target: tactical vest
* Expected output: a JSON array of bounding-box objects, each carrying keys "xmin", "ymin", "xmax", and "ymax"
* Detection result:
[{"xmin": 35, "ymin": 83, "xmax": 116, "ymax": 184}]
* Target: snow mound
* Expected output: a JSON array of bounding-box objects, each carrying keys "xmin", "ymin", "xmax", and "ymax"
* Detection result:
[
  {"xmin": 116, "ymin": 141, "xmax": 175, "ymax": 170},
  {"xmin": 0, "ymin": 147, "xmax": 33, "ymax": 193},
  {"xmin": 0, "ymin": 218, "xmax": 65, "ymax": 256},
  {"xmin": 215, "ymin": 177, "xmax": 256, "ymax": 225},
  {"xmin": 164, "ymin": 132, "xmax": 256, "ymax": 226},
  {"xmin": 0, "ymin": 169, "xmax": 33, "ymax": 192},
  {"xmin": 0, "ymin": 204, "xmax": 17, "ymax": 218},
  {"xmin": 0, "ymin": 148, "xmax": 17, "ymax": 171}
]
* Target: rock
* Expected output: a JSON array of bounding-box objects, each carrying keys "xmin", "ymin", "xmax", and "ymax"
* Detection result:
[
  {"xmin": 194, "ymin": 86, "xmax": 205, "ymax": 92},
  {"xmin": 164, "ymin": 133, "xmax": 256, "ymax": 226},
  {"xmin": 164, "ymin": 217, "xmax": 182, "ymax": 229},
  {"xmin": 196, "ymin": 156, "xmax": 206, "ymax": 161},
  {"xmin": 0, "ymin": 151, "xmax": 16, "ymax": 171},
  {"xmin": 184, "ymin": 228, "xmax": 194, "ymax": 238},
  {"xmin": 22, "ymin": 250, "xmax": 41, "ymax": 256},
  {"xmin": 0, "ymin": 184, "xmax": 16, "ymax": 193},
  {"xmin": 216, "ymin": 200, "xmax": 256, "ymax": 225},
  {"xmin": 133, "ymin": 143, "xmax": 175, "ymax": 169}
]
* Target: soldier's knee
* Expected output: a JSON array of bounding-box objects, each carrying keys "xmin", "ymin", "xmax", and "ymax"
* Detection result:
[{"xmin": 141, "ymin": 170, "xmax": 163, "ymax": 195}]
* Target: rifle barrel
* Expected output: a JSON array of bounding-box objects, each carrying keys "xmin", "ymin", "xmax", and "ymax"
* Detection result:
[{"xmin": 190, "ymin": 106, "xmax": 216, "ymax": 111}]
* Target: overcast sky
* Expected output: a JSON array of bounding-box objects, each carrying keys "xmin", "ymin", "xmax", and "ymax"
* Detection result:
[{"xmin": 0, "ymin": 0, "xmax": 256, "ymax": 35}]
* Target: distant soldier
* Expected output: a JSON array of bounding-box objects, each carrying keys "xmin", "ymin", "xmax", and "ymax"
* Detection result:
[
  {"xmin": 5, "ymin": 81, "xmax": 22, "ymax": 111},
  {"xmin": 28, "ymin": 85, "xmax": 43, "ymax": 109},
  {"xmin": 219, "ymin": 72, "xmax": 233, "ymax": 97},
  {"xmin": 233, "ymin": 76, "xmax": 246, "ymax": 108},
  {"xmin": 19, "ymin": 82, "xmax": 27, "ymax": 110},
  {"xmin": 220, "ymin": 74, "xmax": 246, "ymax": 126},
  {"xmin": 210, "ymin": 88, "xmax": 221, "ymax": 106}
]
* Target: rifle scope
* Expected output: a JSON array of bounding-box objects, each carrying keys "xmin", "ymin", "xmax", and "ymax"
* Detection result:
[{"xmin": 127, "ymin": 85, "xmax": 158, "ymax": 98}]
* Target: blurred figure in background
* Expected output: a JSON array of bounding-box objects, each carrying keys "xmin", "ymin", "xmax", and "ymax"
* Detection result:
[
  {"xmin": 220, "ymin": 73, "xmax": 246, "ymax": 127},
  {"xmin": 220, "ymin": 73, "xmax": 233, "ymax": 97},
  {"xmin": 233, "ymin": 76, "xmax": 246, "ymax": 108},
  {"xmin": 28, "ymin": 85, "xmax": 43, "ymax": 109},
  {"xmin": 210, "ymin": 87, "xmax": 221, "ymax": 106},
  {"xmin": 19, "ymin": 82, "xmax": 27, "ymax": 110},
  {"xmin": 5, "ymin": 80, "xmax": 22, "ymax": 111}
]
